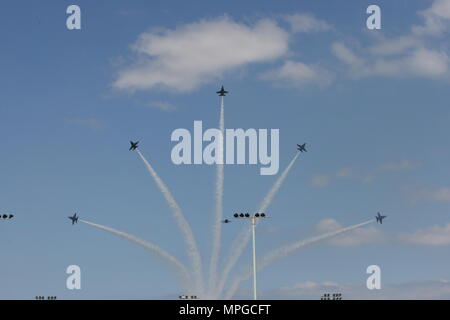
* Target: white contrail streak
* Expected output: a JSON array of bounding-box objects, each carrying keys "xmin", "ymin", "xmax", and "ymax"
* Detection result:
[
  {"xmin": 258, "ymin": 152, "xmax": 301, "ymax": 213},
  {"xmin": 208, "ymin": 96, "xmax": 225, "ymax": 294},
  {"xmin": 80, "ymin": 219, "xmax": 192, "ymax": 292},
  {"xmin": 136, "ymin": 149, "xmax": 204, "ymax": 294},
  {"xmin": 224, "ymin": 219, "xmax": 376, "ymax": 299},
  {"xmin": 215, "ymin": 152, "xmax": 301, "ymax": 298},
  {"xmin": 214, "ymin": 224, "xmax": 252, "ymax": 299}
]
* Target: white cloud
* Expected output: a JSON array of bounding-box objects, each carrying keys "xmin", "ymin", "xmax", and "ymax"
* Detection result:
[
  {"xmin": 332, "ymin": 42, "xmax": 365, "ymax": 68},
  {"xmin": 310, "ymin": 174, "xmax": 331, "ymax": 188},
  {"xmin": 373, "ymin": 48, "xmax": 448, "ymax": 78},
  {"xmin": 263, "ymin": 279, "xmax": 450, "ymax": 299},
  {"xmin": 114, "ymin": 17, "xmax": 289, "ymax": 92},
  {"xmin": 311, "ymin": 160, "xmax": 417, "ymax": 188},
  {"xmin": 413, "ymin": 0, "xmax": 450, "ymax": 36},
  {"xmin": 362, "ymin": 174, "xmax": 375, "ymax": 184},
  {"xmin": 368, "ymin": 35, "xmax": 421, "ymax": 56},
  {"xmin": 113, "ymin": 1, "xmax": 450, "ymax": 93},
  {"xmin": 332, "ymin": 0, "xmax": 450, "ymax": 80},
  {"xmin": 147, "ymin": 101, "xmax": 176, "ymax": 111},
  {"xmin": 283, "ymin": 13, "xmax": 331, "ymax": 33},
  {"xmin": 432, "ymin": 188, "xmax": 450, "ymax": 201},
  {"xmin": 315, "ymin": 218, "xmax": 385, "ymax": 247},
  {"xmin": 315, "ymin": 218, "xmax": 341, "ymax": 231},
  {"xmin": 378, "ymin": 160, "xmax": 418, "ymax": 171},
  {"xmin": 405, "ymin": 48, "xmax": 449, "ymax": 77},
  {"xmin": 333, "ymin": 42, "xmax": 449, "ymax": 79},
  {"xmin": 399, "ymin": 223, "xmax": 450, "ymax": 246},
  {"xmin": 310, "ymin": 168, "xmax": 355, "ymax": 188},
  {"xmin": 336, "ymin": 167, "xmax": 353, "ymax": 178},
  {"xmin": 262, "ymin": 60, "xmax": 334, "ymax": 87},
  {"xmin": 414, "ymin": 187, "xmax": 450, "ymax": 202}
]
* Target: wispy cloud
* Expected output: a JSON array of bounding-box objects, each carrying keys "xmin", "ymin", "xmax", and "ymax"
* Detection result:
[
  {"xmin": 282, "ymin": 13, "xmax": 332, "ymax": 33},
  {"xmin": 332, "ymin": 42, "xmax": 449, "ymax": 79},
  {"xmin": 310, "ymin": 160, "xmax": 417, "ymax": 188},
  {"xmin": 412, "ymin": 187, "xmax": 450, "ymax": 203},
  {"xmin": 261, "ymin": 279, "xmax": 450, "ymax": 299},
  {"xmin": 399, "ymin": 223, "xmax": 450, "ymax": 246},
  {"xmin": 310, "ymin": 174, "xmax": 332, "ymax": 188},
  {"xmin": 316, "ymin": 218, "xmax": 450, "ymax": 248},
  {"xmin": 310, "ymin": 168, "xmax": 357, "ymax": 188},
  {"xmin": 113, "ymin": 0, "xmax": 450, "ymax": 94},
  {"xmin": 113, "ymin": 12, "xmax": 337, "ymax": 93},
  {"xmin": 378, "ymin": 160, "xmax": 418, "ymax": 171},
  {"xmin": 412, "ymin": 0, "xmax": 450, "ymax": 36},
  {"xmin": 368, "ymin": 35, "xmax": 421, "ymax": 56},
  {"xmin": 332, "ymin": 0, "xmax": 450, "ymax": 80},
  {"xmin": 147, "ymin": 101, "xmax": 177, "ymax": 111},
  {"xmin": 262, "ymin": 60, "xmax": 334, "ymax": 87}
]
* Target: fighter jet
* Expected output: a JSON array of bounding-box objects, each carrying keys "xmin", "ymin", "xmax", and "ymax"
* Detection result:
[
  {"xmin": 222, "ymin": 219, "xmax": 231, "ymax": 223},
  {"xmin": 129, "ymin": 141, "xmax": 139, "ymax": 151},
  {"xmin": 375, "ymin": 212, "xmax": 386, "ymax": 224},
  {"xmin": 297, "ymin": 143, "xmax": 307, "ymax": 152},
  {"xmin": 68, "ymin": 213, "xmax": 78, "ymax": 225},
  {"xmin": 216, "ymin": 85, "xmax": 228, "ymax": 96}
]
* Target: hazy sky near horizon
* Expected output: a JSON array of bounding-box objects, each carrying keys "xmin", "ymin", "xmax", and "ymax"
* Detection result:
[{"xmin": 1, "ymin": 0, "xmax": 450, "ymax": 299}]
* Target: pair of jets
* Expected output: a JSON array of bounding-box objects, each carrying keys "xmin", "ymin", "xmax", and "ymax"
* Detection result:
[
  {"xmin": 69, "ymin": 213, "xmax": 387, "ymax": 225},
  {"xmin": 131, "ymin": 141, "xmax": 306, "ymax": 155}
]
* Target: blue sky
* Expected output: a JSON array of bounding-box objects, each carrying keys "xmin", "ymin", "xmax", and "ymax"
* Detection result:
[{"xmin": 1, "ymin": 0, "xmax": 450, "ymax": 299}]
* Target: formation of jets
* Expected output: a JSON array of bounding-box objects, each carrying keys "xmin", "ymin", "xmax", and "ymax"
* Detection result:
[
  {"xmin": 68, "ymin": 213, "xmax": 78, "ymax": 225},
  {"xmin": 376, "ymin": 212, "xmax": 387, "ymax": 224},
  {"xmin": 216, "ymin": 85, "xmax": 228, "ymax": 96},
  {"xmin": 297, "ymin": 143, "xmax": 307, "ymax": 152},
  {"xmin": 129, "ymin": 141, "xmax": 139, "ymax": 151},
  {"xmin": 66, "ymin": 86, "xmax": 388, "ymax": 230},
  {"xmin": 0, "ymin": 214, "xmax": 14, "ymax": 220}
]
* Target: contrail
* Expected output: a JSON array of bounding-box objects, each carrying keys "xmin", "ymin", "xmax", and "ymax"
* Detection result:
[
  {"xmin": 224, "ymin": 219, "xmax": 376, "ymax": 299},
  {"xmin": 214, "ymin": 224, "xmax": 252, "ymax": 299},
  {"xmin": 136, "ymin": 149, "xmax": 204, "ymax": 294},
  {"xmin": 80, "ymin": 219, "xmax": 192, "ymax": 292},
  {"xmin": 208, "ymin": 95, "xmax": 225, "ymax": 294},
  {"xmin": 258, "ymin": 152, "xmax": 301, "ymax": 213},
  {"xmin": 215, "ymin": 152, "xmax": 301, "ymax": 298}
]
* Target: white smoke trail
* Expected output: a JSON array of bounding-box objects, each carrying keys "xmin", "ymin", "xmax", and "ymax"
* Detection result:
[
  {"xmin": 224, "ymin": 219, "xmax": 376, "ymax": 299},
  {"xmin": 80, "ymin": 219, "xmax": 192, "ymax": 292},
  {"xmin": 208, "ymin": 96, "xmax": 225, "ymax": 294},
  {"xmin": 215, "ymin": 152, "xmax": 301, "ymax": 298},
  {"xmin": 214, "ymin": 224, "xmax": 252, "ymax": 298},
  {"xmin": 258, "ymin": 152, "xmax": 300, "ymax": 213},
  {"xmin": 136, "ymin": 149, "xmax": 204, "ymax": 294}
]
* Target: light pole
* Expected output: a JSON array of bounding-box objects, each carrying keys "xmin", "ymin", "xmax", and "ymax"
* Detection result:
[
  {"xmin": 233, "ymin": 212, "xmax": 268, "ymax": 300},
  {"xmin": 251, "ymin": 216, "xmax": 257, "ymax": 300}
]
